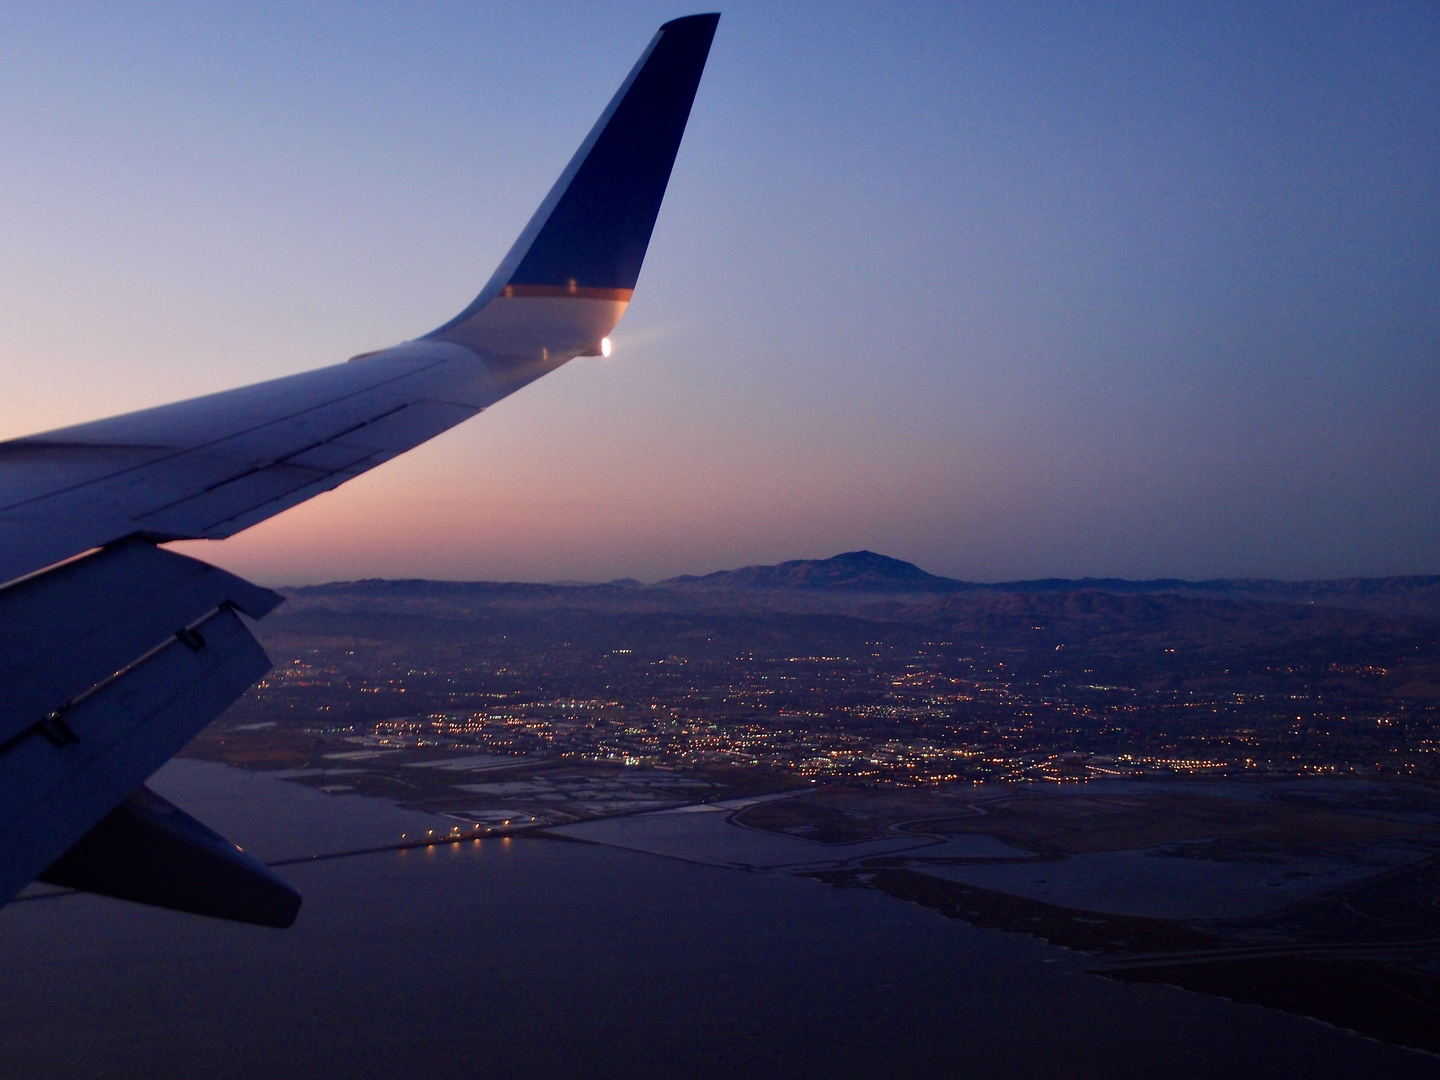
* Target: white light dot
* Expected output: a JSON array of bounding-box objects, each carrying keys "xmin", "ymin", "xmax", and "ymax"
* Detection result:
[{"xmin": 600, "ymin": 337, "xmax": 612, "ymax": 358}]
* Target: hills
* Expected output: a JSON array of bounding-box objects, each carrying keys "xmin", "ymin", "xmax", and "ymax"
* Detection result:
[
  {"xmin": 658, "ymin": 551, "xmax": 1440, "ymax": 618},
  {"xmin": 288, "ymin": 550, "xmax": 1440, "ymax": 621},
  {"xmin": 660, "ymin": 550, "xmax": 969, "ymax": 593}
]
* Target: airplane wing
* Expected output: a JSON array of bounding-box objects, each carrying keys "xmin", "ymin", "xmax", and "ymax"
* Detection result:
[{"xmin": 0, "ymin": 14, "xmax": 720, "ymax": 926}]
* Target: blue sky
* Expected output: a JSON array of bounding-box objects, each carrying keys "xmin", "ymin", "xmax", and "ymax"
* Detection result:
[{"xmin": 0, "ymin": 2, "xmax": 1436, "ymax": 583}]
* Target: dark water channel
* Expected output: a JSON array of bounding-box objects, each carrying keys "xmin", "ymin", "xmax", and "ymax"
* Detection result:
[{"xmin": 0, "ymin": 764, "xmax": 1431, "ymax": 1079}]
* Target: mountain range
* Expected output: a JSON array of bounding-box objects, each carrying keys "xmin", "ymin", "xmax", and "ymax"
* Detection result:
[
  {"xmin": 654, "ymin": 551, "xmax": 1440, "ymax": 617},
  {"xmin": 291, "ymin": 551, "xmax": 1440, "ymax": 621}
]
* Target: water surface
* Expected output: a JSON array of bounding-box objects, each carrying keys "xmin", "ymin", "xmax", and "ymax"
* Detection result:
[{"xmin": 0, "ymin": 763, "xmax": 1431, "ymax": 1079}]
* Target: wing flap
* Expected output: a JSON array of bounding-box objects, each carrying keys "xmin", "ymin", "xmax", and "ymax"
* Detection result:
[
  {"xmin": 0, "ymin": 603, "xmax": 271, "ymax": 906},
  {"xmin": 38, "ymin": 784, "xmax": 301, "ymax": 928},
  {"xmin": 0, "ymin": 539, "xmax": 280, "ymax": 748}
]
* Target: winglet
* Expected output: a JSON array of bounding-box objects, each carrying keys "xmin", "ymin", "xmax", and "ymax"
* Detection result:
[{"xmin": 426, "ymin": 13, "xmax": 719, "ymax": 359}]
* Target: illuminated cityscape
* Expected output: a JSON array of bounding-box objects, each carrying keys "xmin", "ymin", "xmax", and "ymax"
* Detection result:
[{"xmin": 193, "ymin": 559, "xmax": 1440, "ymax": 806}]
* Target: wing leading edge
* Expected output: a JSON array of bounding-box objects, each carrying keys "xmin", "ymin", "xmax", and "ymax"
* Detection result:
[{"xmin": 0, "ymin": 14, "xmax": 720, "ymax": 924}]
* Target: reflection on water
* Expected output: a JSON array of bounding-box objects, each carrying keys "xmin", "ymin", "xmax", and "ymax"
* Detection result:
[{"xmin": 0, "ymin": 763, "xmax": 1432, "ymax": 1079}]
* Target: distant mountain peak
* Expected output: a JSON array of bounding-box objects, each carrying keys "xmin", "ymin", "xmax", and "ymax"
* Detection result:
[{"xmin": 659, "ymin": 551, "xmax": 972, "ymax": 593}]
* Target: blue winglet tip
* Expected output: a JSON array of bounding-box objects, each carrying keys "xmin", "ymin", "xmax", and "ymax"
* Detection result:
[
  {"xmin": 427, "ymin": 11, "xmax": 722, "ymax": 345},
  {"xmin": 661, "ymin": 12, "xmax": 721, "ymax": 31}
]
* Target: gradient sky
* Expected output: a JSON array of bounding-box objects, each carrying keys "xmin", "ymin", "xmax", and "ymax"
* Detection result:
[{"xmin": 1, "ymin": 2, "xmax": 1436, "ymax": 584}]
